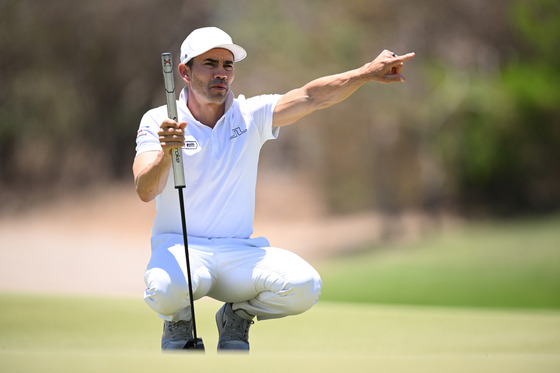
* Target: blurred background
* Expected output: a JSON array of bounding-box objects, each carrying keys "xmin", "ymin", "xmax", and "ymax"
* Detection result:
[
  {"xmin": 1, "ymin": 0, "xmax": 559, "ymax": 218},
  {"xmin": 0, "ymin": 0, "xmax": 560, "ymax": 354},
  {"xmin": 1, "ymin": 3, "xmax": 560, "ymax": 366}
]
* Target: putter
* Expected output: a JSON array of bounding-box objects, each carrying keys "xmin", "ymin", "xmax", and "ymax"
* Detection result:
[{"xmin": 161, "ymin": 52, "xmax": 205, "ymax": 351}]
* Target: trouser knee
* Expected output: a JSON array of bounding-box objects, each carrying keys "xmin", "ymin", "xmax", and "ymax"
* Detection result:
[
  {"xmin": 144, "ymin": 268, "xmax": 190, "ymax": 320},
  {"xmin": 282, "ymin": 273, "xmax": 322, "ymax": 315}
]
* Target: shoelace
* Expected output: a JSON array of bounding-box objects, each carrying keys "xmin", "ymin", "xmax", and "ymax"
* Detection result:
[
  {"xmin": 167, "ymin": 320, "xmax": 192, "ymax": 340},
  {"xmin": 223, "ymin": 314, "xmax": 254, "ymax": 342}
]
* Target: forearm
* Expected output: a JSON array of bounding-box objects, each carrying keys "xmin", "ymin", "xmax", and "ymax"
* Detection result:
[
  {"xmin": 133, "ymin": 150, "xmax": 172, "ymax": 202},
  {"xmin": 273, "ymin": 64, "xmax": 373, "ymax": 127},
  {"xmin": 304, "ymin": 65, "xmax": 371, "ymax": 110}
]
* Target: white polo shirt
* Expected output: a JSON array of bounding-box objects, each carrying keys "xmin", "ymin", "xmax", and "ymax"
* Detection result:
[{"xmin": 136, "ymin": 87, "xmax": 281, "ymax": 240}]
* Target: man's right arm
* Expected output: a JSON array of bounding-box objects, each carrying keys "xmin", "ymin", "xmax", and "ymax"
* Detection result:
[
  {"xmin": 133, "ymin": 150, "xmax": 172, "ymax": 202},
  {"xmin": 133, "ymin": 119, "xmax": 187, "ymax": 202}
]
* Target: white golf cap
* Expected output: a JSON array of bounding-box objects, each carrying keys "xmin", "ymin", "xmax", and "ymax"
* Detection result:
[{"xmin": 180, "ymin": 27, "xmax": 247, "ymax": 64}]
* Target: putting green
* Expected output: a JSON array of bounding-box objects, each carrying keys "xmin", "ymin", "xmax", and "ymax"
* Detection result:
[{"xmin": 1, "ymin": 293, "xmax": 559, "ymax": 372}]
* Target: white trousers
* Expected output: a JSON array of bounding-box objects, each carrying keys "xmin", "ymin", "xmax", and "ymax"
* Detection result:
[{"xmin": 144, "ymin": 234, "xmax": 322, "ymax": 321}]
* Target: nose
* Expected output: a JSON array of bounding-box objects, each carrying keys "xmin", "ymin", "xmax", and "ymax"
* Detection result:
[{"xmin": 214, "ymin": 68, "xmax": 227, "ymax": 80}]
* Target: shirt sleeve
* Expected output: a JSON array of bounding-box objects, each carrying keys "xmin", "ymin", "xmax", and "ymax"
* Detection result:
[
  {"xmin": 135, "ymin": 107, "xmax": 165, "ymax": 155},
  {"xmin": 242, "ymin": 94, "xmax": 282, "ymax": 144}
]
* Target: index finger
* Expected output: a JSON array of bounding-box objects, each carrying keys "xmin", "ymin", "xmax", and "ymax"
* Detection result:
[
  {"xmin": 394, "ymin": 52, "xmax": 416, "ymax": 63},
  {"xmin": 161, "ymin": 118, "xmax": 179, "ymax": 128}
]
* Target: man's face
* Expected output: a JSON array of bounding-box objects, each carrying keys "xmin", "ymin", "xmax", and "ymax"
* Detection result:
[{"xmin": 183, "ymin": 48, "xmax": 235, "ymax": 105}]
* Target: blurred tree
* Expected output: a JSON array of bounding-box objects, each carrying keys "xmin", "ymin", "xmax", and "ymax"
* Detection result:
[
  {"xmin": 436, "ymin": 0, "xmax": 560, "ymax": 215},
  {"xmin": 1, "ymin": 0, "xmax": 558, "ymax": 217}
]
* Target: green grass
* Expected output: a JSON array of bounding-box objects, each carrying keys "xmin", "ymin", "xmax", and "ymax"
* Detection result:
[
  {"xmin": 1, "ymin": 293, "xmax": 559, "ymax": 372},
  {"xmin": 320, "ymin": 214, "xmax": 560, "ymax": 309},
  {"xmin": 2, "ymin": 216, "xmax": 560, "ymax": 371}
]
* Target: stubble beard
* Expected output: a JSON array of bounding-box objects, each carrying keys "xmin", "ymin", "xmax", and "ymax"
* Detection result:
[{"xmin": 190, "ymin": 73, "xmax": 229, "ymax": 105}]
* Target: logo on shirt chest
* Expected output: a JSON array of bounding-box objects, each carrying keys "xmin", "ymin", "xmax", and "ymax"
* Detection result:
[
  {"xmin": 181, "ymin": 136, "xmax": 201, "ymax": 155},
  {"xmin": 230, "ymin": 127, "xmax": 247, "ymax": 140}
]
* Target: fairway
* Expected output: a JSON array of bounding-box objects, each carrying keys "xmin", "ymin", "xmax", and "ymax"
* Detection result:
[
  {"xmin": 321, "ymin": 215, "xmax": 560, "ymax": 309},
  {"xmin": 1, "ymin": 293, "xmax": 559, "ymax": 372}
]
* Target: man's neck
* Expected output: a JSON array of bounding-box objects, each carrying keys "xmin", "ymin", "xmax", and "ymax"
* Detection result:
[{"xmin": 186, "ymin": 89, "xmax": 225, "ymax": 129}]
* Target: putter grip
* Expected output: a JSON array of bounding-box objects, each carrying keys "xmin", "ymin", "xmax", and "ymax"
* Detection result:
[{"xmin": 161, "ymin": 53, "xmax": 186, "ymax": 188}]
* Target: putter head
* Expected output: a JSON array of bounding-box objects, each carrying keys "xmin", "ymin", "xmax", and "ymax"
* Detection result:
[{"xmin": 183, "ymin": 338, "xmax": 205, "ymax": 351}]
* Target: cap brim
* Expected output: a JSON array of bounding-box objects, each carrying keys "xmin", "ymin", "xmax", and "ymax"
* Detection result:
[
  {"xmin": 182, "ymin": 44, "xmax": 247, "ymax": 64},
  {"xmin": 216, "ymin": 44, "xmax": 247, "ymax": 62}
]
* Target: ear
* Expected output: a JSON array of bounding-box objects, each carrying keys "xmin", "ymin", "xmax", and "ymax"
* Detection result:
[{"xmin": 178, "ymin": 63, "xmax": 191, "ymax": 83}]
